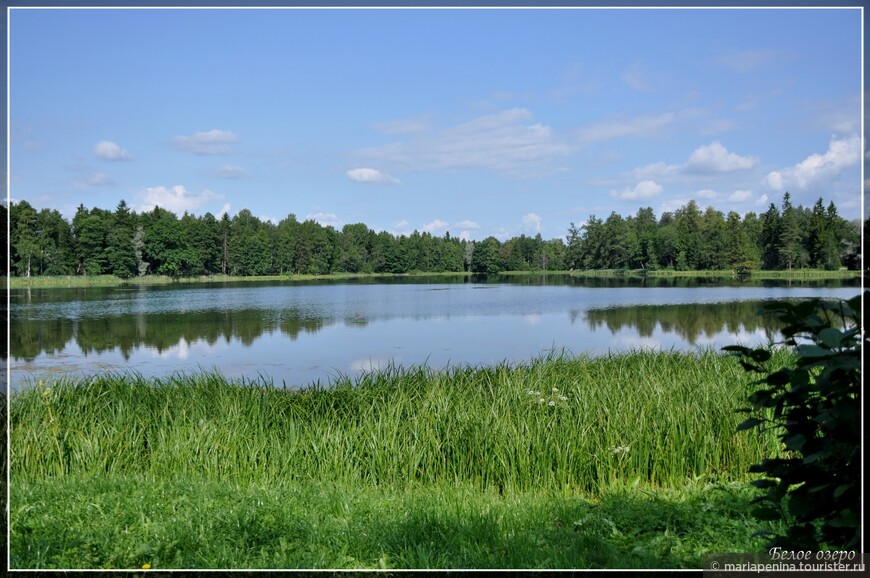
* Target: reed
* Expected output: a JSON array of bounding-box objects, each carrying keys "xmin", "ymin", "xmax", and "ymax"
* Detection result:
[{"xmin": 11, "ymin": 350, "xmax": 784, "ymax": 492}]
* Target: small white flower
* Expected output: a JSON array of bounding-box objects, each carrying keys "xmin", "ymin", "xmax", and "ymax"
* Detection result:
[
  {"xmin": 538, "ymin": 398, "xmax": 546, "ymax": 404},
  {"xmin": 549, "ymin": 401, "xmax": 556, "ymax": 407},
  {"xmin": 552, "ymin": 387, "xmax": 559, "ymax": 393},
  {"xmin": 558, "ymin": 395, "xmax": 568, "ymax": 401}
]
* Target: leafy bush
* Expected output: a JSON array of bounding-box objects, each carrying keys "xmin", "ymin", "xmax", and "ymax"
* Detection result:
[{"xmin": 724, "ymin": 295, "xmax": 861, "ymax": 550}]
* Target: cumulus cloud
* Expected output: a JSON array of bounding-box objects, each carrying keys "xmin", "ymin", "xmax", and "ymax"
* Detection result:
[
  {"xmin": 137, "ymin": 185, "xmax": 224, "ymax": 214},
  {"xmin": 74, "ymin": 172, "xmax": 116, "ymax": 189},
  {"xmin": 756, "ymin": 194, "xmax": 769, "ymax": 206},
  {"xmin": 522, "ymin": 213, "xmax": 542, "ymax": 233},
  {"xmin": 696, "ymin": 189, "xmax": 719, "ymax": 200},
  {"xmin": 94, "ymin": 140, "xmax": 133, "ymax": 161},
  {"xmin": 611, "ymin": 180, "xmax": 663, "ymax": 200},
  {"xmin": 765, "ymin": 135, "xmax": 861, "ymax": 191},
  {"xmin": 217, "ymin": 165, "xmax": 250, "ymax": 179},
  {"xmin": 618, "ymin": 141, "xmax": 759, "ymax": 187},
  {"xmin": 422, "ymin": 219, "xmax": 449, "ymax": 233},
  {"xmin": 307, "ymin": 212, "xmax": 341, "ymax": 228},
  {"xmin": 355, "ymin": 108, "xmax": 572, "ymax": 178},
  {"xmin": 728, "ymin": 189, "xmax": 753, "ymax": 202},
  {"xmin": 171, "ymin": 129, "xmax": 238, "ymax": 155},
  {"xmin": 217, "ymin": 203, "xmax": 233, "ymax": 217},
  {"xmin": 685, "ymin": 141, "xmax": 758, "ymax": 173},
  {"xmin": 455, "ymin": 220, "xmax": 480, "ymax": 229},
  {"xmin": 346, "ymin": 167, "xmax": 400, "ymax": 185},
  {"xmin": 766, "ymin": 171, "xmax": 785, "ymax": 190}
]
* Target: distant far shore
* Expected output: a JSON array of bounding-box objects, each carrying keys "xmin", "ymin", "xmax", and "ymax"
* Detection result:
[{"xmin": 4, "ymin": 267, "xmax": 861, "ymax": 289}]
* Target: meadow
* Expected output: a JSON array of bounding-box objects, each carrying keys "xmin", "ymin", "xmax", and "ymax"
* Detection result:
[{"xmin": 9, "ymin": 350, "xmax": 788, "ymax": 569}]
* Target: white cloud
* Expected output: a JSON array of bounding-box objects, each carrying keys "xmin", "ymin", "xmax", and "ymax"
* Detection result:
[
  {"xmin": 717, "ymin": 49, "xmax": 786, "ymax": 73},
  {"xmin": 685, "ymin": 141, "xmax": 758, "ymax": 173},
  {"xmin": 621, "ymin": 61, "xmax": 652, "ymax": 92},
  {"xmin": 455, "ymin": 220, "xmax": 480, "ymax": 229},
  {"xmin": 422, "ymin": 219, "xmax": 449, "ymax": 233},
  {"xmin": 628, "ymin": 161, "xmax": 682, "ymax": 182},
  {"xmin": 766, "ymin": 171, "xmax": 785, "ymax": 190},
  {"xmin": 355, "ymin": 108, "xmax": 572, "ymax": 178},
  {"xmin": 94, "ymin": 140, "xmax": 133, "ymax": 161},
  {"xmin": 577, "ymin": 112, "xmax": 677, "ymax": 142},
  {"xmin": 756, "ymin": 194, "xmax": 769, "ymax": 206},
  {"xmin": 522, "ymin": 212, "xmax": 542, "ymax": 233},
  {"xmin": 607, "ymin": 141, "xmax": 759, "ymax": 191},
  {"xmin": 373, "ymin": 114, "xmax": 431, "ymax": 135},
  {"xmin": 346, "ymin": 167, "xmax": 400, "ymax": 185},
  {"xmin": 765, "ymin": 135, "xmax": 861, "ymax": 191},
  {"xmin": 74, "ymin": 172, "xmax": 116, "ymax": 189},
  {"xmin": 137, "ymin": 185, "xmax": 224, "ymax": 214},
  {"xmin": 696, "ymin": 189, "xmax": 719, "ymax": 200},
  {"xmin": 457, "ymin": 230, "xmax": 473, "ymax": 241},
  {"xmin": 611, "ymin": 180, "xmax": 663, "ymax": 200},
  {"xmin": 217, "ymin": 165, "xmax": 250, "ymax": 179},
  {"xmin": 307, "ymin": 212, "xmax": 341, "ymax": 228},
  {"xmin": 171, "ymin": 129, "xmax": 238, "ymax": 155},
  {"xmin": 728, "ymin": 189, "xmax": 753, "ymax": 202}
]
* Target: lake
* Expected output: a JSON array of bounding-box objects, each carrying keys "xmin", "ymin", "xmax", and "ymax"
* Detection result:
[{"xmin": 7, "ymin": 274, "xmax": 860, "ymax": 390}]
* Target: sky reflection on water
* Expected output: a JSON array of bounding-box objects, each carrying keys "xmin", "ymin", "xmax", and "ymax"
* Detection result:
[{"xmin": 9, "ymin": 278, "xmax": 859, "ymax": 389}]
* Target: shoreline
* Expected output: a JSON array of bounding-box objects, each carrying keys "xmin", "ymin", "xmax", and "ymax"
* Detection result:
[{"xmin": 5, "ymin": 267, "xmax": 861, "ymax": 289}]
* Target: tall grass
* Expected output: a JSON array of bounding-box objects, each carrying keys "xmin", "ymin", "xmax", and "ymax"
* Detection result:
[{"xmin": 10, "ymin": 350, "xmax": 783, "ymax": 493}]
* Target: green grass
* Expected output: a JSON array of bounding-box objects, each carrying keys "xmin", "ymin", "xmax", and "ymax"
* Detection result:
[
  {"xmin": 11, "ymin": 351, "xmax": 782, "ymax": 490},
  {"xmin": 10, "ymin": 476, "xmax": 781, "ymax": 569},
  {"xmin": 6, "ymin": 271, "xmax": 469, "ymax": 289},
  {"xmin": 10, "ymin": 350, "xmax": 789, "ymax": 569},
  {"xmin": 8, "ymin": 267, "xmax": 859, "ymax": 288},
  {"xmin": 570, "ymin": 268, "xmax": 860, "ymax": 279}
]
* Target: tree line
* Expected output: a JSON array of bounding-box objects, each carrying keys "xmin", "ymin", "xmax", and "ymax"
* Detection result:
[
  {"xmin": 3, "ymin": 192, "xmax": 861, "ymax": 279},
  {"xmin": 565, "ymin": 193, "xmax": 860, "ymax": 273}
]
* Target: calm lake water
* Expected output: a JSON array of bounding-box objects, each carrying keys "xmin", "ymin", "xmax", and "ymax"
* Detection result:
[{"xmin": 7, "ymin": 275, "xmax": 860, "ymax": 390}]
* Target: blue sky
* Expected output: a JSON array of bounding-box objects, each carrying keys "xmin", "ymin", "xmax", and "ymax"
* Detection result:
[{"xmin": 8, "ymin": 7, "xmax": 863, "ymax": 241}]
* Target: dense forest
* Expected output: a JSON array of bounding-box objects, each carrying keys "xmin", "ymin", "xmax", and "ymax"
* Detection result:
[{"xmin": 2, "ymin": 192, "xmax": 862, "ymax": 279}]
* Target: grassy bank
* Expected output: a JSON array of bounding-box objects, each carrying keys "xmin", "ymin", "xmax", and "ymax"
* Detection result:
[
  {"xmin": 570, "ymin": 268, "xmax": 860, "ymax": 280},
  {"xmin": 6, "ymin": 272, "xmax": 460, "ymax": 289},
  {"xmin": 7, "ymin": 267, "xmax": 859, "ymax": 288},
  {"xmin": 10, "ymin": 351, "xmax": 786, "ymax": 569}
]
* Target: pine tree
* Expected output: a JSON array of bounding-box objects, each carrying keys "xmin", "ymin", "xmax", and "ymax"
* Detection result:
[{"xmin": 778, "ymin": 192, "xmax": 801, "ymax": 271}]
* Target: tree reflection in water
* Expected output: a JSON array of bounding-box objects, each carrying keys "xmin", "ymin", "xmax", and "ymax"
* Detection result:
[{"xmin": 579, "ymin": 301, "xmax": 784, "ymax": 345}]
